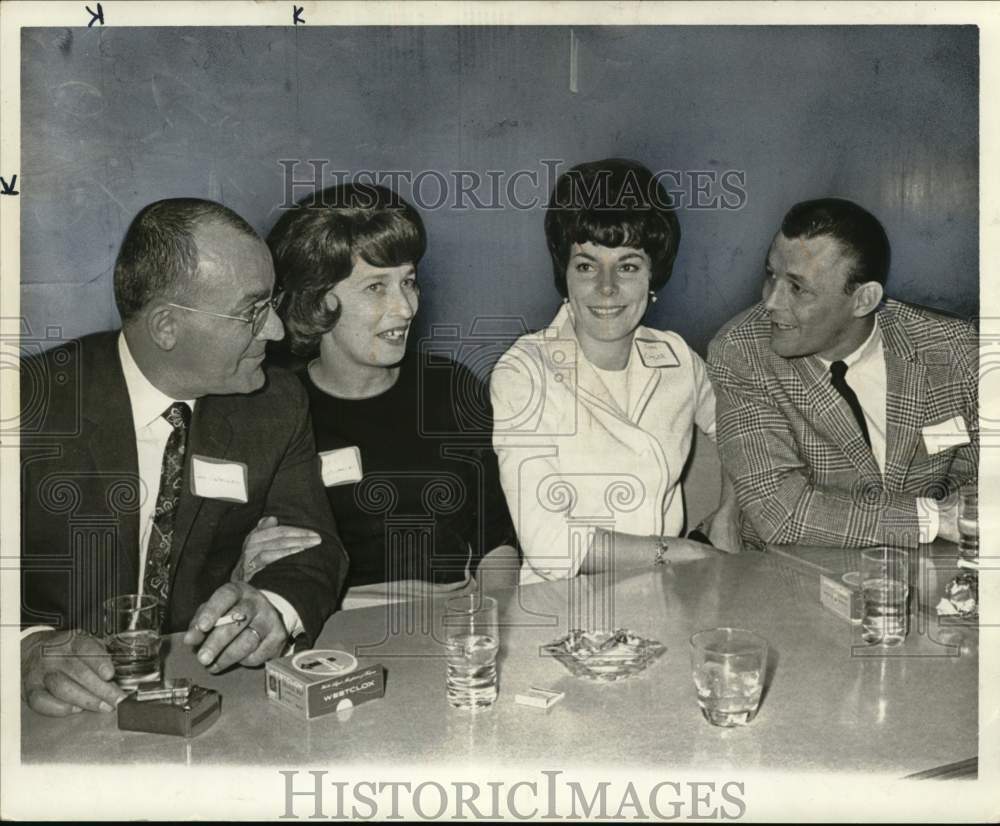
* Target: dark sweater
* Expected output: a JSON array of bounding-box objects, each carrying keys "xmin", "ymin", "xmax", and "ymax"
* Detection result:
[{"xmin": 300, "ymin": 351, "xmax": 515, "ymax": 588}]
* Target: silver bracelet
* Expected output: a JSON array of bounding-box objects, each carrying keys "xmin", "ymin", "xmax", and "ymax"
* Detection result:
[{"xmin": 653, "ymin": 537, "xmax": 670, "ymax": 566}]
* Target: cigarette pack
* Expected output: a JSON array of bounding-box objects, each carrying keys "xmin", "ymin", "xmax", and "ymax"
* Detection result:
[
  {"xmin": 265, "ymin": 648, "xmax": 384, "ymax": 720},
  {"xmin": 117, "ymin": 683, "xmax": 221, "ymax": 737},
  {"xmin": 819, "ymin": 573, "xmax": 862, "ymax": 622}
]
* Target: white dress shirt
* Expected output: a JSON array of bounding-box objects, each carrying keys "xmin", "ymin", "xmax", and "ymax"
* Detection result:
[
  {"xmin": 817, "ymin": 318, "xmax": 888, "ymax": 474},
  {"xmin": 118, "ymin": 332, "xmax": 197, "ymax": 589},
  {"xmin": 818, "ymin": 317, "xmax": 938, "ymax": 542},
  {"xmin": 117, "ymin": 335, "xmax": 303, "ymax": 637},
  {"xmin": 22, "ymin": 337, "xmax": 303, "ymax": 642}
]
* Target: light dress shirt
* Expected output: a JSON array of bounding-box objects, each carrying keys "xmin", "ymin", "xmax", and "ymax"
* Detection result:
[
  {"xmin": 20, "ymin": 337, "xmax": 302, "ymax": 641},
  {"xmin": 817, "ymin": 317, "xmax": 939, "ymax": 542}
]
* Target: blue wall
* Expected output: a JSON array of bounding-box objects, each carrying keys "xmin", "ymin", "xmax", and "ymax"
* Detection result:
[{"xmin": 21, "ymin": 26, "xmax": 978, "ymax": 362}]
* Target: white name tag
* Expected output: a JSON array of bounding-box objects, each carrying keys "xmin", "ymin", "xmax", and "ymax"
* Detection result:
[
  {"xmin": 319, "ymin": 447, "xmax": 363, "ymax": 487},
  {"xmin": 190, "ymin": 455, "xmax": 249, "ymax": 503},
  {"xmin": 635, "ymin": 338, "xmax": 680, "ymax": 369},
  {"xmin": 921, "ymin": 415, "xmax": 970, "ymax": 455}
]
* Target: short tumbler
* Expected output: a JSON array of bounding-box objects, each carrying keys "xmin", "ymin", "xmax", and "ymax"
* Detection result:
[
  {"xmin": 690, "ymin": 627, "xmax": 768, "ymax": 727},
  {"xmin": 104, "ymin": 594, "xmax": 162, "ymax": 688}
]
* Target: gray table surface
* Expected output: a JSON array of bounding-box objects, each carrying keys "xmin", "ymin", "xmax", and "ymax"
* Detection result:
[{"xmin": 21, "ymin": 549, "xmax": 979, "ymax": 775}]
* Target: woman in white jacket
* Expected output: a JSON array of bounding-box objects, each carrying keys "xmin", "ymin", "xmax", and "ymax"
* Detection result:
[{"xmin": 491, "ymin": 158, "xmax": 736, "ymax": 584}]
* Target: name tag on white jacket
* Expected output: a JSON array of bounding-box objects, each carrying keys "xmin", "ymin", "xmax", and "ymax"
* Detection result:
[
  {"xmin": 635, "ymin": 338, "xmax": 680, "ymax": 368},
  {"xmin": 921, "ymin": 415, "xmax": 970, "ymax": 455},
  {"xmin": 319, "ymin": 446, "xmax": 364, "ymax": 486}
]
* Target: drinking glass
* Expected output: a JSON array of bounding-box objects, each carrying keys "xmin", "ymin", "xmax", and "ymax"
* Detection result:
[
  {"xmin": 958, "ymin": 486, "xmax": 978, "ymax": 560},
  {"xmin": 443, "ymin": 594, "xmax": 499, "ymax": 710},
  {"xmin": 860, "ymin": 548, "xmax": 909, "ymax": 646},
  {"xmin": 690, "ymin": 627, "xmax": 768, "ymax": 727},
  {"xmin": 103, "ymin": 594, "xmax": 162, "ymax": 688}
]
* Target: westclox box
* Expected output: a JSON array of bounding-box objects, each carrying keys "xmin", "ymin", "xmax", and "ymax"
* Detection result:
[{"xmin": 265, "ymin": 648, "xmax": 385, "ymax": 720}]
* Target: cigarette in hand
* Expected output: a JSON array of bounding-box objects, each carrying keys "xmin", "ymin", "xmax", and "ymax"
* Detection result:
[{"xmin": 213, "ymin": 611, "xmax": 247, "ymax": 628}]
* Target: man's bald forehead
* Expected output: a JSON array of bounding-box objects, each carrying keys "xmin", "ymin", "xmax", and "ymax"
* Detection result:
[
  {"xmin": 187, "ymin": 218, "xmax": 274, "ymax": 313},
  {"xmin": 191, "ymin": 219, "xmax": 267, "ymax": 272}
]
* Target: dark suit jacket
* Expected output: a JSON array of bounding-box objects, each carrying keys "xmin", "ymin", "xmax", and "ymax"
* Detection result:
[
  {"xmin": 20, "ymin": 331, "xmax": 348, "ymax": 643},
  {"xmin": 708, "ymin": 299, "xmax": 978, "ymax": 548}
]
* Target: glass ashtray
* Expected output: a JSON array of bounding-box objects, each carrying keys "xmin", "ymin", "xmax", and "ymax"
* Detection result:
[{"xmin": 542, "ymin": 628, "xmax": 666, "ymax": 681}]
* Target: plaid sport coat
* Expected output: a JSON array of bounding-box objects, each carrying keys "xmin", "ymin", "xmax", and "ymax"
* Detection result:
[{"xmin": 707, "ymin": 299, "xmax": 978, "ymax": 549}]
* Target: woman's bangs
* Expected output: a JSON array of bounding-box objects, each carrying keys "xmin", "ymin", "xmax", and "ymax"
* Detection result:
[
  {"xmin": 356, "ymin": 211, "xmax": 426, "ymax": 269},
  {"xmin": 572, "ymin": 210, "xmax": 657, "ymax": 252}
]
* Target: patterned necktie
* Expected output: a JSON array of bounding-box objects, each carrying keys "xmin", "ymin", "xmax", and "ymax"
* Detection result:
[
  {"xmin": 143, "ymin": 401, "xmax": 191, "ymax": 612},
  {"xmin": 829, "ymin": 360, "xmax": 872, "ymax": 449}
]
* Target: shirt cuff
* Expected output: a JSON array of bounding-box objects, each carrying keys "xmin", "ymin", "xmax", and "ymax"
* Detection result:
[
  {"xmin": 259, "ymin": 590, "xmax": 304, "ymax": 642},
  {"xmin": 915, "ymin": 497, "xmax": 940, "ymax": 544},
  {"xmin": 21, "ymin": 626, "xmax": 55, "ymax": 641}
]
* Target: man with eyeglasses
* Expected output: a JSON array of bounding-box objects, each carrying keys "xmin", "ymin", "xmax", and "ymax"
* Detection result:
[{"xmin": 20, "ymin": 198, "xmax": 349, "ymax": 717}]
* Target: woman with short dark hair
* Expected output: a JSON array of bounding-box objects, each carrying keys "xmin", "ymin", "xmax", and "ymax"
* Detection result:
[
  {"xmin": 254, "ymin": 184, "xmax": 516, "ymax": 605},
  {"xmin": 491, "ymin": 158, "xmax": 734, "ymax": 583}
]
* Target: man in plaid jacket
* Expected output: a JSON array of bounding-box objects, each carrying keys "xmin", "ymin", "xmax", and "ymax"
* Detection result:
[{"xmin": 708, "ymin": 198, "xmax": 977, "ymax": 550}]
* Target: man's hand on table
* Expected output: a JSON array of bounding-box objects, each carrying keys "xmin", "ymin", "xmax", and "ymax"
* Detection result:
[
  {"xmin": 232, "ymin": 515, "xmax": 320, "ymax": 582},
  {"xmin": 21, "ymin": 629, "xmax": 127, "ymax": 716},
  {"xmin": 183, "ymin": 582, "xmax": 288, "ymax": 672}
]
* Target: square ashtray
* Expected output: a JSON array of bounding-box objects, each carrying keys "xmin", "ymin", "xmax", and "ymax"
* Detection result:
[{"xmin": 542, "ymin": 628, "xmax": 666, "ymax": 682}]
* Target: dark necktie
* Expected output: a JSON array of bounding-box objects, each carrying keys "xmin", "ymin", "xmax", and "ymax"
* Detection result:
[
  {"xmin": 829, "ymin": 361, "xmax": 871, "ymax": 449},
  {"xmin": 143, "ymin": 401, "xmax": 191, "ymax": 612}
]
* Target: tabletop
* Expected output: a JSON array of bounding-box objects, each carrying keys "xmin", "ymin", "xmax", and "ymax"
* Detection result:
[{"xmin": 21, "ymin": 547, "xmax": 980, "ymax": 775}]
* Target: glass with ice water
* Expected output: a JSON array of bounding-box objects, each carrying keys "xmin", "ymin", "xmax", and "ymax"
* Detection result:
[
  {"xmin": 690, "ymin": 627, "xmax": 768, "ymax": 727},
  {"xmin": 443, "ymin": 594, "xmax": 499, "ymax": 710},
  {"xmin": 958, "ymin": 485, "xmax": 978, "ymax": 560},
  {"xmin": 104, "ymin": 594, "xmax": 162, "ymax": 688},
  {"xmin": 860, "ymin": 548, "xmax": 909, "ymax": 646}
]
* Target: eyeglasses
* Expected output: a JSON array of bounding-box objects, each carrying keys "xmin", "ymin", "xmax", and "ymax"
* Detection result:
[{"xmin": 168, "ymin": 291, "xmax": 285, "ymax": 337}]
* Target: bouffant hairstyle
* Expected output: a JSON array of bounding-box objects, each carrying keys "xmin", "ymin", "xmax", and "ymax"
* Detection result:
[
  {"xmin": 266, "ymin": 184, "xmax": 426, "ymax": 356},
  {"xmin": 544, "ymin": 158, "xmax": 681, "ymax": 297}
]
